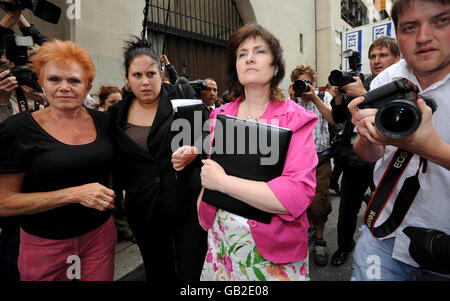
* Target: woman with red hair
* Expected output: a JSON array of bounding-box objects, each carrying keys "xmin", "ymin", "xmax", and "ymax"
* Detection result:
[{"xmin": 0, "ymin": 40, "xmax": 117, "ymax": 281}]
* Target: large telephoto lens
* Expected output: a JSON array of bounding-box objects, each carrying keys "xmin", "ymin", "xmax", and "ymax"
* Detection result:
[{"xmin": 375, "ymin": 100, "xmax": 421, "ymax": 138}]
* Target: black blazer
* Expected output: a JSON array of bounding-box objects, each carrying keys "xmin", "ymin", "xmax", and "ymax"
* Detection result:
[{"xmin": 108, "ymin": 84, "xmax": 203, "ymax": 233}]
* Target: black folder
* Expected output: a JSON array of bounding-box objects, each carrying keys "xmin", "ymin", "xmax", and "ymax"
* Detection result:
[
  {"xmin": 170, "ymin": 99, "xmax": 204, "ymax": 148},
  {"xmin": 203, "ymin": 114, "xmax": 293, "ymax": 224}
]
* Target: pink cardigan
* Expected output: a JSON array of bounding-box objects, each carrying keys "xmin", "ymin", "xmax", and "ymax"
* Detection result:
[{"xmin": 198, "ymin": 96, "xmax": 318, "ymax": 263}]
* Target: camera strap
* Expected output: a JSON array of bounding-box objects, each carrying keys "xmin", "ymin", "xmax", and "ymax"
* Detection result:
[
  {"xmin": 16, "ymin": 88, "xmax": 29, "ymax": 112},
  {"xmin": 364, "ymin": 149, "xmax": 427, "ymax": 238}
]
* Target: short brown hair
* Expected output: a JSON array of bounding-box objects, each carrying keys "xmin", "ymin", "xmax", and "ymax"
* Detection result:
[
  {"xmin": 368, "ymin": 36, "xmax": 401, "ymax": 58},
  {"xmin": 391, "ymin": 0, "xmax": 450, "ymax": 30},
  {"xmin": 290, "ymin": 64, "xmax": 317, "ymax": 85},
  {"xmin": 226, "ymin": 23, "xmax": 285, "ymax": 101},
  {"xmin": 33, "ymin": 39, "xmax": 95, "ymax": 85}
]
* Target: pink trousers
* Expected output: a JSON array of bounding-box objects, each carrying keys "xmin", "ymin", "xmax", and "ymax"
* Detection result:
[{"xmin": 18, "ymin": 216, "xmax": 117, "ymax": 281}]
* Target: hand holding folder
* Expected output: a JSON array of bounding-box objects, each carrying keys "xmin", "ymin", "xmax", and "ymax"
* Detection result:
[
  {"xmin": 202, "ymin": 114, "xmax": 292, "ymax": 224},
  {"xmin": 170, "ymin": 99, "xmax": 204, "ymax": 179}
]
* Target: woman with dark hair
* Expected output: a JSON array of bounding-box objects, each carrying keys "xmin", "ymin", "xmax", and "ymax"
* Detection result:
[
  {"xmin": 197, "ymin": 23, "xmax": 318, "ymax": 281},
  {"xmin": 97, "ymin": 86, "xmax": 122, "ymax": 111},
  {"xmin": 107, "ymin": 36, "xmax": 207, "ymax": 281},
  {"xmin": 0, "ymin": 40, "xmax": 117, "ymax": 281}
]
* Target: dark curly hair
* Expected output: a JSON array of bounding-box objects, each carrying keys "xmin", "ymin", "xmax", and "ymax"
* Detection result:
[{"xmin": 226, "ymin": 23, "xmax": 286, "ymax": 101}]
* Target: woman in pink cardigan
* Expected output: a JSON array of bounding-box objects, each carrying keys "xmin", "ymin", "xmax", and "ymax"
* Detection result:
[
  {"xmin": 197, "ymin": 23, "xmax": 318, "ymax": 281},
  {"xmin": 175, "ymin": 23, "xmax": 318, "ymax": 281}
]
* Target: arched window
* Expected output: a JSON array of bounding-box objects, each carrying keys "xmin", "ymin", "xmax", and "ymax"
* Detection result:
[{"xmin": 146, "ymin": 0, "xmax": 243, "ymax": 95}]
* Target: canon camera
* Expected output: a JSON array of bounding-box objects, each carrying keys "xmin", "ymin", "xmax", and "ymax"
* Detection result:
[{"xmin": 359, "ymin": 78, "xmax": 437, "ymax": 139}]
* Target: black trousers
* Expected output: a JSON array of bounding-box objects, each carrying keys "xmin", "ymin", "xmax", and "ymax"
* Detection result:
[
  {"xmin": 330, "ymin": 158, "xmax": 344, "ymax": 187},
  {"xmin": 135, "ymin": 207, "xmax": 207, "ymax": 282},
  {"xmin": 0, "ymin": 217, "xmax": 20, "ymax": 281},
  {"xmin": 336, "ymin": 163, "xmax": 374, "ymax": 253}
]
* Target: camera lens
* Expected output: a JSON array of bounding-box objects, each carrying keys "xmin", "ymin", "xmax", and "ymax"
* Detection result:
[
  {"xmin": 293, "ymin": 80, "xmax": 310, "ymax": 95},
  {"xmin": 376, "ymin": 101, "xmax": 421, "ymax": 138},
  {"xmin": 328, "ymin": 70, "xmax": 356, "ymax": 87}
]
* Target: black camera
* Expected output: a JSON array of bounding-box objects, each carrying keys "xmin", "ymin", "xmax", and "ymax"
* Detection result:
[
  {"xmin": 4, "ymin": 35, "xmax": 42, "ymax": 92},
  {"xmin": 293, "ymin": 79, "xmax": 312, "ymax": 97},
  {"xmin": 0, "ymin": 0, "xmax": 61, "ymax": 24},
  {"xmin": 403, "ymin": 227, "xmax": 450, "ymax": 275},
  {"xmin": 188, "ymin": 79, "xmax": 208, "ymax": 99},
  {"xmin": 188, "ymin": 79, "xmax": 208, "ymax": 92},
  {"xmin": 359, "ymin": 78, "xmax": 437, "ymax": 138},
  {"xmin": 329, "ymin": 50, "xmax": 364, "ymax": 87}
]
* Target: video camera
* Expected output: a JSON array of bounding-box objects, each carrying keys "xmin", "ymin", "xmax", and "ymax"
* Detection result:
[
  {"xmin": 328, "ymin": 50, "xmax": 365, "ymax": 88},
  {"xmin": 4, "ymin": 35, "xmax": 42, "ymax": 92},
  {"xmin": 188, "ymin": 79, "xmax": 208, "ymax": 97},
  {"xmin": 174, "ymin": 77, "xmax": 208, "ymax": 100},
  {"xmin": 292, "ymin": 79, "xmax": 312, "ymax": 97},
  {"xmin": 358, "ymin": 78, "xmax": 437, "ymax": 139},
  {"xmin": 0, "ymin": 0, "xmax": 61, "ymax": 24}
]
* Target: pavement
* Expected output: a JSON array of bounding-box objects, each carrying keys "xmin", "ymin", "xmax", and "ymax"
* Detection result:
[
  {"xmin": 309, "ymin": 190, "xmax": 366, "ymax": 281},
  {"xmin": 113, "ymin": 186, "xmax": 368, "ymax": 282}
]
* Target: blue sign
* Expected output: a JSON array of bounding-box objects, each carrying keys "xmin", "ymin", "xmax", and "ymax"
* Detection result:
[
  {"xmin": 372, "ymin": 23, "xmax": 392, "ymax": 41},
  {"xmin": 345, "ymin": 30, "xmax": 362, "ymax": 72}
]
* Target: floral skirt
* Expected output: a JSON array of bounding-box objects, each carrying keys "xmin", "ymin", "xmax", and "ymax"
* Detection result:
[{"xmin": 200, "ymin": 209, "xmax": 309, "ymax": 281}]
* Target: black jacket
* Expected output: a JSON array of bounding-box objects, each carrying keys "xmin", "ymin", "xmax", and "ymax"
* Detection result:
[{"xmin": 108, "ymin": 84, "xmax": 203, "ymax": 233}]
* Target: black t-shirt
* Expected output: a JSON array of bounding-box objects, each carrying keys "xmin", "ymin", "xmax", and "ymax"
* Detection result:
[{"xmin": 0, "ymin": 108, "xmax": 114, "ymax": 239}]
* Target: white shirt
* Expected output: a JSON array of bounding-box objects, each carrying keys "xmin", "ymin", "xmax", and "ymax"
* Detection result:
[{"xmin": 370, "ymin": 59, "xmax": 450, "ymax": 267}]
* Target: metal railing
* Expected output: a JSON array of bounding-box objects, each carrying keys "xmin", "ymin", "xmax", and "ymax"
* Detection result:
[{"xmin": 146, "ymin": 0, "xmax": 243, "ymax": 47}]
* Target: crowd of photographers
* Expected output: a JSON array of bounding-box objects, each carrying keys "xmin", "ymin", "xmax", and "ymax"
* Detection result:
[{"xmin": 0, "ymin": 0, "xmax": 449, "ymax": 282}]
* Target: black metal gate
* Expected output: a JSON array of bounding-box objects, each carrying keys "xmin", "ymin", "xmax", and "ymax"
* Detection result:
[{"xmin": 146, "ymin": 0, "xmax": 243, "ymax": 95}]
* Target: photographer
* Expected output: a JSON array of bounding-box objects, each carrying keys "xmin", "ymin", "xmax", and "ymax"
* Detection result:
[
  {"xmin": 290, "ymin": 64, "xmax": 335, "ymax": 267},
  {"xmin": 0, "ymin": 4, "xmax": 19, "ymax": 122},
  {"xmin": 0, "ymin": 8, "xmax": 47, "ymax": 117},
  {"xmin": 329, "ymin": 36, "xmax": 401, "ymax": 267},
  {"xmin": 0, "ymin": 5, "xmax": 22, "ymax": 282},
  {"xmin": 348, "ymin": 0, "xmax": 450, "ymax": 280},
  {"xmin": 0, "ymin": 1, "xmax": 47, "ymax": 281}
]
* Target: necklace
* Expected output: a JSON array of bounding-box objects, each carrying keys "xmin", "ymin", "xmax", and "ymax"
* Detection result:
[{"xmin": 245, "ymin": 101, "xmax": 261, "ymax": 122}]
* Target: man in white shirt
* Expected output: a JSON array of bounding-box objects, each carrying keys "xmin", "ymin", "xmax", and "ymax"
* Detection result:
[{"xmin": 348, "ymin": 0, "xmax": 450, "ymax": 280}]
